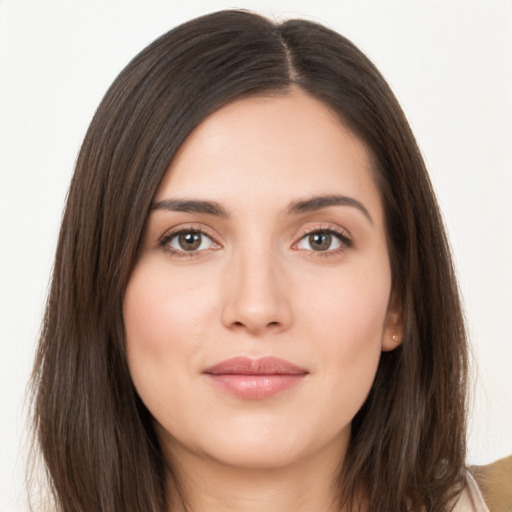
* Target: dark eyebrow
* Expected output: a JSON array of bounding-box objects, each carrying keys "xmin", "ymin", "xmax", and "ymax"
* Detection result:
[
  {"xmin": 286, "ymin": 195, "xmax": 373, "ymax": 224},
  {"xmin": 150, "ymin": 198, "xmax": 229, "ymax": 217}
]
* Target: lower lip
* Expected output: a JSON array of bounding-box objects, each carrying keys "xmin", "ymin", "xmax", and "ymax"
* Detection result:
[{"xmin": 206, "ymin": 374, "xmax": 306, "ymax": 399}]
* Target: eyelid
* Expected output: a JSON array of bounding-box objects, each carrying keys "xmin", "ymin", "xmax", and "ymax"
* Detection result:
[
  {"xmin": 158, "ymin": 224, "xmax": 222, "ymax": 255},
  {"xmin": 292, "ymin": 224, "xmax": 353, "ymax": 252}
]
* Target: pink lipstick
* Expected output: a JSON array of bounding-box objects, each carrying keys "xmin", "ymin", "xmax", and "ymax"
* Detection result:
[{"xmin": 203, "ymin": 357, "xmax": 308, "ymax": 400}]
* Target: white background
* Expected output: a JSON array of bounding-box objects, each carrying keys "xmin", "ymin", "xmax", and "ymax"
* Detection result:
[{"xmin": 1, "ymin": 1, "xmax": 511, "ymax": 510}]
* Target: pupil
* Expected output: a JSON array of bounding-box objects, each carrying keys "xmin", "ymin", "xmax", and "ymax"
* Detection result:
[
  {"xmin": 310, "ymin": 233, "xmax": 331, "ymax": 251},
  {"xmin": 179, "ymin": 232, "xmax": 201, "ymax": 251}
]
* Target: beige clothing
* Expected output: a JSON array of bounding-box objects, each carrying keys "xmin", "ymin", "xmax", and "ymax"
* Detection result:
[{"xmin": 453, "ymin": 472, "xmax": 490, "ymax": 512}]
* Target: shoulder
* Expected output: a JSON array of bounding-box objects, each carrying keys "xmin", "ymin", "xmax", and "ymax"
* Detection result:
[
  {"xmin": 469, "ymin": 455, "xmax": 512, "ymax": 512},
  {"xmin": 452, "ymin": 471, "xmax": 490, "ymax": 512}
]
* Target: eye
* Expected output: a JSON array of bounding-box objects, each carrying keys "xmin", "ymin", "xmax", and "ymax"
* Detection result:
[
  {"xmin": 161, "ymin": 229, "xmax": 218, "ymax": 254},
  {"xmin": 295, "ymin": 229, "xmax": 351, "ymax": 252}
]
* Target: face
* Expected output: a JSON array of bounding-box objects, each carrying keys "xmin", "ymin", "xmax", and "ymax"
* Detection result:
[{"xmin": 123, "ymin": 89, "xmax": 402, "ymax": 472}]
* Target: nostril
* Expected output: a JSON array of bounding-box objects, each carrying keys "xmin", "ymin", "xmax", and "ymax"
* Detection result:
[{"xmin": 231, "ymin": 320, "xmax": 280, "ymax": 330}]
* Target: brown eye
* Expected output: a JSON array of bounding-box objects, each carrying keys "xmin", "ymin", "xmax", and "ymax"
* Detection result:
[
  {"xmin": 165, "ymin": 230, "xmax": 216, "ymax": 253},
  {"xmin": 178, "ymin": 232, "xmax": 202, "ymax": 251},
  {"xmin": 296, "ymin": 230, "xmax": 347, "ymax": 252},
  {"xmin": 308, "ymin": 233, "xmax": 332, "ymax": 251}
]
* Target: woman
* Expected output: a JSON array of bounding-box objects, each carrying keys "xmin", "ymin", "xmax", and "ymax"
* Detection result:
[{"xmin": 30, "ymin": 10, "xmax": 487, "ymax": 512}]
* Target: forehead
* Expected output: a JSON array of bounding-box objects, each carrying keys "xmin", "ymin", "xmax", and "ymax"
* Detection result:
[{"xmin": 155, "ymin": 89, "xmax": 382, "ymax": 222}]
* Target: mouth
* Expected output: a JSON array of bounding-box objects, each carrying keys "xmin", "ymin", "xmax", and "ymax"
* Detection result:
[{"xmin": 203, "ymin": 356, "xmax": 309, "ymax": 400}]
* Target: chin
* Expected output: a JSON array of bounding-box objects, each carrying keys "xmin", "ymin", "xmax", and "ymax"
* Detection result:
[
  {"xmin": 206, "ymin": 439, "xmax": 305, "ymax": 470},
  {"xmin": 159, "ymin": 416, "xmax": 349, "ymax": 473}
]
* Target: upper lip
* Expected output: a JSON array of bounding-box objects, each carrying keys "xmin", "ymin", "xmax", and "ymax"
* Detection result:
[{"xmin": 204, "ymin": 356, "xmax": 309, "ymax": 375}]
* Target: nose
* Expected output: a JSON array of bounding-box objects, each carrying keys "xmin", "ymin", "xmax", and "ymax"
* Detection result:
[{"xmin": 221, "ymin": 248, "xmax": 292, "ymax": 335}]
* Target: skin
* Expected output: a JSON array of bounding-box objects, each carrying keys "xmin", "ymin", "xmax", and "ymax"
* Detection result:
[{"xmin": 123, "ymin": 88, "xmax": 402, "ymax": 512}]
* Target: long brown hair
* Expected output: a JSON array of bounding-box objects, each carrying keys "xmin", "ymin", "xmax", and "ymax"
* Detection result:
[{"xmin": 30, "ymin": 10, "xmax": 468, "ymax": 512}]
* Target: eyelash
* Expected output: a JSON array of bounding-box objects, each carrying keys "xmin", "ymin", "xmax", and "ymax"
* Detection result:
[
  {"xmin": 158, "ymin": 226, "xmax": 220, "ymax": 257},
  {"xmin": 158, "ymin": 224, "xmax": 353, "ymax": 257},
  {"xmin": 293, "ymin": 225, "xmax": 353, "ymax": 257}
]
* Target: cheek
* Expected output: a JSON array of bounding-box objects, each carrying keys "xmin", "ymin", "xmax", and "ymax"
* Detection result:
[
  {"xmin": 295, "ymin": 262, "xmax": 391, "ymax": 397},
  {"xmin": 124, "ymin": 262, "xmax": 212, "ymax": 352},
  {"xmin": 122, "ymin": 261, "xmax": 214, "ymax": 408},
  {"xmin": 298, "ymin": 261, "xmax": 391, "ymax": 345}
]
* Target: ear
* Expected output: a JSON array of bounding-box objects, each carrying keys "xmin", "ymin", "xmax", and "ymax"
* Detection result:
[{"xmin": 382, "ymin": 286, "xmax": 404, "ymax": 351}]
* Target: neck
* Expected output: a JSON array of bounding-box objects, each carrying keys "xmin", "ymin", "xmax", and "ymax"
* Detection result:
[{"xmin": 163, "ymin": 437, "xmax": 353, "ymax": 512}]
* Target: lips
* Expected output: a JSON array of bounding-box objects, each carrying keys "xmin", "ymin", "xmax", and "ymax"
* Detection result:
[{"xmin": 203, "ymin": 356, "xmax": 309, "ymax": 400}]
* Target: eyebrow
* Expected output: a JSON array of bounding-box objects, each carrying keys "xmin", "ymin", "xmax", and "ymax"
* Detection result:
[
  {"xmin": 150, "ymin": 194, "xmax": 373, "ymax": 223},
  {"xmin": 151, "ymin": 198, "xmax": 229, "ymax": 217},
  {"xmin": 286, "ymin": 195, "xmax": 373, "ymax": 223}
]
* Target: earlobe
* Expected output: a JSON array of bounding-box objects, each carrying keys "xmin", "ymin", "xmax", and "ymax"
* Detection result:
[
  {"xmin": 382, "ymin": 327, "xmax": 403, "ymax": 351},
  {"xmin": 382, "ymin": 287, "xmax": 404, "ymax": 352},
  {"xmin": 382, "ymin": 332, "xmax": 402, "ymax": 351}
]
